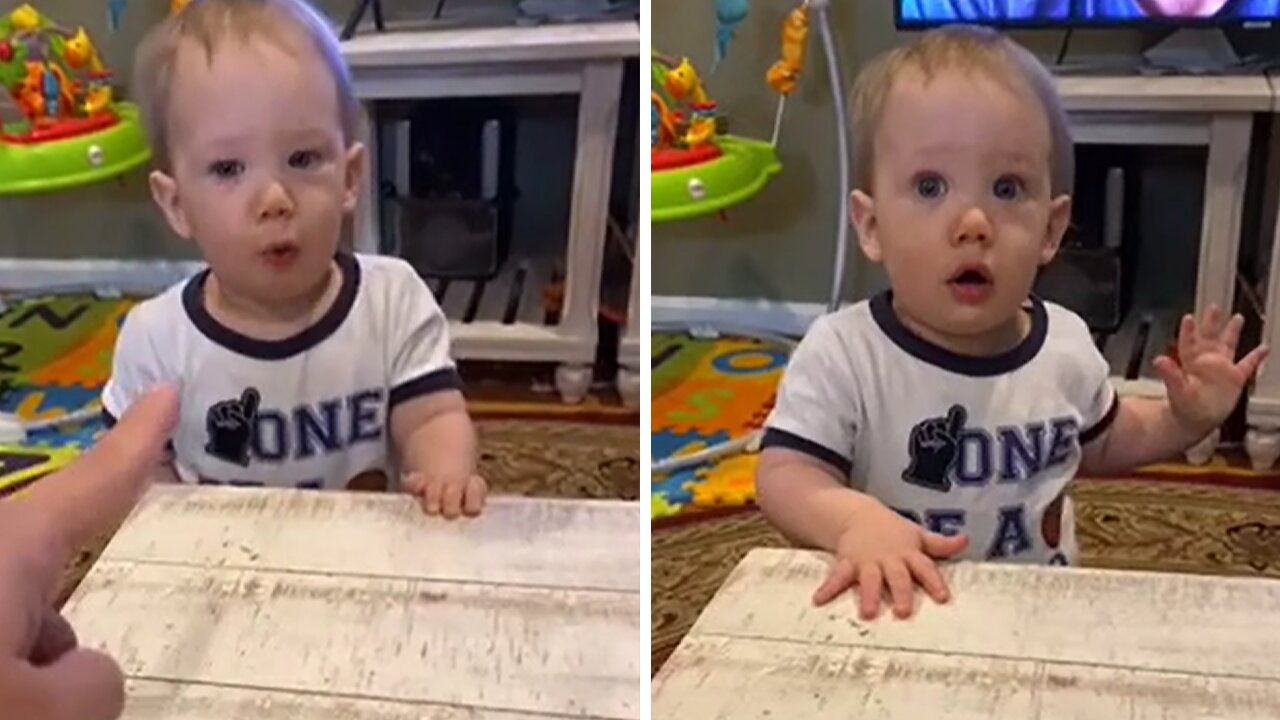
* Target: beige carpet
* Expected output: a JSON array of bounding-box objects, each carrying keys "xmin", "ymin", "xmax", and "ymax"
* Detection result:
[{"xmin": 652, "ymin": 476, "xmax": 1280, "ymax": 672}]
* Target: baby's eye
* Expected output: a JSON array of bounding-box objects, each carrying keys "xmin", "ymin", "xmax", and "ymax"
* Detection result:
[
  {"xmin": 289, "ymin": 149, "xmax": 322, "ymax": 169},
  {"xmin": 914, "ymin": 174, "xmax": 946, "ymax": 200},
  {"xmin": 208, "ymin": 160, "xmax": 243, "ymax": 179},
  {"xmin": 993, "ymin": 175, "xmax": 1024, "ymax": 200}
]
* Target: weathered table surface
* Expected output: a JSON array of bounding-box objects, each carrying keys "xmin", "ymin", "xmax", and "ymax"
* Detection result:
[
  {"xmin": 652, "ymin": 547, "xmax": 1280, "ymax": 718},
  {"xmin": 63, "ymin": 485, "xmax": 642, "ymax": 719}
]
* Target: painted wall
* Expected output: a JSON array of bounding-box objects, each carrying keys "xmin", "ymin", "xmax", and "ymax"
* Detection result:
[
  {"xmin": 650, "ymin": 0, "xmax": 1175, "ymax": 304},
  {"xmin": 0, "ymin": 0, "xmax": 579, "ymax": 265}
]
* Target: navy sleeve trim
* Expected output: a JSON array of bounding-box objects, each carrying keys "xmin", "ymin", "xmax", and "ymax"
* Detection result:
[
  {"xmin": 760, "ymin": 427, "xmax": 853, "ymax": 478},
  {"xmin": 1079, "ymin": 393, "xmax": 1120, "ymax": 445},
  {"xmin": 389, "ymin": 368, "xmax": 462, "ymax": 408}
]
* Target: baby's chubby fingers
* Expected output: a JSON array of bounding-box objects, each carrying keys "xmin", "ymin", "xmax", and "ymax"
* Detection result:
[
  {"xmin": 1237, "ymin": 344, "xmax": 1270, "ymax": 379},
  {"xmin": 440, "ymin": 482, "xmax": 464, "ymax": 519},
  {"xmin": 811, "ymin": 557, "xmax": 856, "ymax": 607},
  {"xmin": 905, "ymin": 551, "xmax": 951, "ymax": 606},
  {"xmin": 462, "ymin": 475, "xmax": 487, "ymax": 517},
  {"xmin": 857, "ymin": 563, "xmax": 884, "ymax": 621},
  {"xmin": 881, "ymin": 557, "xmax": 915, "ymax": 619}
]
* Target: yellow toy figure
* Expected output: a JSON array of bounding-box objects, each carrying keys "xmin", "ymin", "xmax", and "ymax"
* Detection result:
[
  {"xmin": 663, "ymin": 58, "xmax": 717, "ymax": 149},
  {"xmin": 664, "ymin": 57, "xmax": 709, "ymax": 105},
  {"xmin": 8, "ymin": 4, "xmax": 41, "ymax": 31},
  {"xmin": 64, "ymin": 28, "xmax": 106, "ymax": 76},
  {"xmin": 766, "ymin": 5, "xmax": 808, "ymax": 95}
]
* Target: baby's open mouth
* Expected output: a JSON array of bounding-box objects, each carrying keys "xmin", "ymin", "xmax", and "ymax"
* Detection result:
[
  {"xmin": 261, "ymin": 242, "xmax": 299, "ymax": 266},
  {"xmin": 948, "ymin": 265, "xmax": 992, "ymax": 287},
  {"xmin": 947, "ymin": 264, "xmax": 993, "ymax": 304}
]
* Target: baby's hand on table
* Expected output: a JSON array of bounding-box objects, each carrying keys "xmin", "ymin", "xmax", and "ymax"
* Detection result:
[
  {"xmin": 1154, "ymin": 306, "xmax": 1268, "ymax": 435},
  {"xmin": 404, "ymin": 472, "xmax": 487, "ymax": 519},
  {"xmin": 814, "ymin": 500, "xmax": 968, "ymax": 620}
]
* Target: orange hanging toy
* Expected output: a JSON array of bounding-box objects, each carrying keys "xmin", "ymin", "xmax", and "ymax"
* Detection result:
[{"xmin": 766, "ymin": 4, "xmax": 808, "ymax": 95}]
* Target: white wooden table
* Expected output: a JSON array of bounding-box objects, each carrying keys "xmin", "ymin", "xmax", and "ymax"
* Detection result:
[
  {"xmin": 62, "ymin": 485, "xmax": 642, "ymax": 719},
  {"xmin": 1243, "ymin": 76, "xmax": 1280, "ymax": 471},
  {"xmin": 1055, "ymin": 75, "xmax": 1273, "ymax": 463},
  {"xmin": 343, "ymin": 21, "xmax": 639, "ymax": 403},
  {"xmin": 653, "ymin": 548, "xmax": 1280, "ymax": 718}
]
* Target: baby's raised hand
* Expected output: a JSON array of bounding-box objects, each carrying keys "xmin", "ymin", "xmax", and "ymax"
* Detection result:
[
  {"xmin": 813, "ymin": 499, "xmax": 969, "ymax": 620},
  {"xmin": 1153, "ymin": 306, "xmax": 1268, "ymax": 435},
  {"xmin": 404, "ymin": 471, "xmax": 488, "ymax": 519}
]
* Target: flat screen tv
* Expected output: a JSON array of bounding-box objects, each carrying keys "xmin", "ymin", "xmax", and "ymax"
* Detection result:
[{"xmin": 896, "ymin": 1, "xmax": 1280, "ymax": 28}]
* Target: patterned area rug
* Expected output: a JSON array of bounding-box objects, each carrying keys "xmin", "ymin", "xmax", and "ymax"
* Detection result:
[{"xmin": 652, "ymin": 475, "xmax": 1280, "ymax": 673}]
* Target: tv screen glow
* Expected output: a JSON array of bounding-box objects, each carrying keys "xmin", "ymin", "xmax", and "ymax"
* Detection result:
[{"xmin": 898, "ymin": 0, "xmax": 1280, "ymax": 26}]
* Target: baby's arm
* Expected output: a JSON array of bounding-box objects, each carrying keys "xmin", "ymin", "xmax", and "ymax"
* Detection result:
[
  {"xmin": 756, "ymin": 447, "xmax": 875, "ymax": 552},
  {"xmin": 1079, "ymin": 397, "xmax": 1200, "ymax": 475},
  {"xmin": 1082, "ymin": 308, "xmax": 1266, "ymax": 475},
  {"xmin": 381, "ymin": 260, "xmax": 486, "ymax": 518},
  {"xmin": 389, "ymin": 390, "xmax": 484, "ymax": 517},
  {"xmin": 756, "ymin": 316, "xmax": 966, "ymax": 620}
]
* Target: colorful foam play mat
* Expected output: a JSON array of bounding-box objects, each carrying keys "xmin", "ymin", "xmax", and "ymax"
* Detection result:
[
  {"xmin": 0, "ymin": 292, "xmax": 137, "ymax": 494},
  {"xmin": 651, "ymin": 330, "xmax": 792, "ymax": 520}
]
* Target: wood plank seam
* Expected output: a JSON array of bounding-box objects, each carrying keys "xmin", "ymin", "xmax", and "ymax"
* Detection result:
[
  {"xmin": 687, "ymin": 630, "xmax": 1280, "ymax": 684},
  {"xmin": 84, "ymin": 558, "xmax": 640, "ymax": 597},
  {"xmin": 123, "ymin": 676, "xmax": 629, "ymax": 720}
]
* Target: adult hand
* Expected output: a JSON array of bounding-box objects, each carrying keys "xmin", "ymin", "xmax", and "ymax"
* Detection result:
[{"xmin": 0, "ymin": 386, "xmax": 178, "ymax": 720}]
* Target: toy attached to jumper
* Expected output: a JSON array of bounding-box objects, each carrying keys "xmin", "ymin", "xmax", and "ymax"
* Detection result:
[
  {"xmin": 0, "ymin": 5, "xmax": 150, "ymax": 194},
  {"xmin": 651, "ymin": 2, "xmax": 822, "ymax": 223}
]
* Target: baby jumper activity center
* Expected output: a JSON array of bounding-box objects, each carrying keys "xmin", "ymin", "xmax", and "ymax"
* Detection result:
[
  {"xmin": 651, "ymin": 0, "xmax": 854, "ymax": 519},
  {"xmin": 0, "ymin": 4, "xmax": 151, "ymax": 194}
]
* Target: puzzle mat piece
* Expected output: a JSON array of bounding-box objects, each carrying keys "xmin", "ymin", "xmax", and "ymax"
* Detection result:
[
  {"xmin": 0, "ymin": 296, "xmax": 133, "ymax": 382},
  {"xmin": 654, "ymin": 378, "xmax": 782, "ymax": 437},
  {"xmin": 651, "ymin": 334, "xmax": 714, "ymax": 399},
  {"xmin": 0, "ymin": 445, "xmax": 83, "ymax": 495},
  {"xmin": 688, "ymin": 453, "xmax": 758, "ymax": 508},
  {"xmin": 25, "ymin": 298, "xmax": 134, "ymax": 388},
  {"xmin": 652, "ymin": 333, "xmax": 791, "ymax": 402}
]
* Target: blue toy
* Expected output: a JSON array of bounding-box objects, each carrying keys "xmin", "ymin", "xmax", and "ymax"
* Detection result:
[{"xmin": 712, "ymin": 0, "xmax": 749, "ymax": 72}]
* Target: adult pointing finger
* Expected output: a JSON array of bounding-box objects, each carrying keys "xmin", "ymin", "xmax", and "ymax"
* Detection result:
[{"xmin": 0, "ymin": 385, "xmax": 178, "ymax": 720}]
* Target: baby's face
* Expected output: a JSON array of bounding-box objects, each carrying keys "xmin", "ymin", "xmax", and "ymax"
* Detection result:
[
  {"xmin": 149, "ymin": 35, "xmax": 362, "ymax": 306},
  {"xmin": 851, "ymin": 67, "xmax": 1070, "ymax": 352}
]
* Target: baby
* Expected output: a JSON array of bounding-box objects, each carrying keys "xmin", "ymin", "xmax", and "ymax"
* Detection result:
[
  {"xmin": 102, "ymin": 0, "xmax": 487, "ymax": 518},
  {"xmin": 757, "ymin": 25, "xmax": 1265, "ymax": 619}
]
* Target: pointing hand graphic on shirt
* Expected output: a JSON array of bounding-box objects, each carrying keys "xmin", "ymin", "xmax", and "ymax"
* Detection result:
[
  {"xmin": 205, "ymin": 388, "xmax": 260, "ymax": 467},
  {"xmin": 902, "ymin": 404, "xmax": 966, "ymax": 492}
]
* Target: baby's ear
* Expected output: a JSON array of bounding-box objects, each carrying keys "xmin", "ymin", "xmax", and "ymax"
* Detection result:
[
  {"xmin": 850, "ymin": 190, "xmax": 881, "ymax": 262},
  {"xmin": 341, "ymin": 142, "xmax": 366, "ymax": 214},
  {"xmin": 148, "ymin": 170, "xmax": 191, "ymax": 239},
  {"xmin": 1042, "ymin": 194, "xmax": 1072, "ymax": 264}
]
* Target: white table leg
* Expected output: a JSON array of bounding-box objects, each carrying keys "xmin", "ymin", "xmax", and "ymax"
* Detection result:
[
  {"xmin": 556, "ymin": 60, "xmax": 622, "ymax": 404},
  {"xmin": 1189, "ymin": 112, "xmax": 1252, "ymax": 464},
  {"xmin": 617, "ymin": 134, "xmax": 640, "ymax": 408},
  {"xmin": 1247, "ymin": 116, "xmax": 1280, "ymax": 470},
  {"xmin": 617, "ymin": 240, "xmax": 641, "ymax": 408}
]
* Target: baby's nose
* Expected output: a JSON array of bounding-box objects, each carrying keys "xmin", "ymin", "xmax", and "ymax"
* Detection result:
[
  {"xmin": 952, "ymin": 206, "xmax": 992, "ymax": 245},
  {"xmin": 257, "ymin": 180, "xmax": 294, "ymax": 220}
]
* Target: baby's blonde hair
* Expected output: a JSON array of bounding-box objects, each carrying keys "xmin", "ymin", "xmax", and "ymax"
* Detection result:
[
  {"xmin": 131, "ymin": 0, "xmax": 361, "ymax": 171},
  {"xmin": 851, "ymin": 25, "xmax": 1073, "ymax": 197}
]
